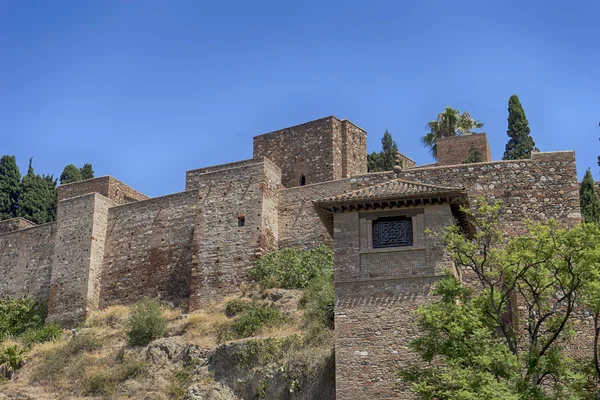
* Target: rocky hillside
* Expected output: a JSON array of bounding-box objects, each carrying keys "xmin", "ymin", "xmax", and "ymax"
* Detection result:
[{"xmin": 0, "ymin": 287, "xmax": 334, "ymax": 400}]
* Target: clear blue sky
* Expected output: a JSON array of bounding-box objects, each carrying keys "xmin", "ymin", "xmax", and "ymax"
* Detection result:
[{"xmin": 1, "ymin": 1, "xmax": 598, "ymax": 197}]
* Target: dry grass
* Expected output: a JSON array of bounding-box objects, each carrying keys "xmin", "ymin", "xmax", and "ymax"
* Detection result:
[{"xmin": 85, "ymin": 305, "xmax": 129, "ymax": 328}]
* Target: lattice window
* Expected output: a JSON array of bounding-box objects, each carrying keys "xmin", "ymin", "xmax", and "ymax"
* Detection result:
[{"xmin": 372, "ymin": 216, "xmax": 413, "ymax": 248}]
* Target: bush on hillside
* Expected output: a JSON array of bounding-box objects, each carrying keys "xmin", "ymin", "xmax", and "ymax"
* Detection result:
[
  {"xmin": 219, "ymin": 305, "xmax": 289, "ymax": 341},
  {"xmin": 0, "ymin": 344, "xmax": 24, "ymax": 379},
  {"xmin": 0, "ymin": 296, "xmax": 47, "ymax": 342},
  {"xmin": 225, "ymin": 298, "xmax": 254, "ymax": 317},
  {"xmin": 300, "ymin": 270, "xmax": 334, "ymax": 330},
  {"xmin": 249, "ymin": 246, "xmax": 333, "ymax": 289},
  {"xmin": 18, "ymin": 322, "xmax": 62, "ymax": 348},
  {"xmin": 125, "ymin": 298, "xmax": 168, "ymax": 346}
]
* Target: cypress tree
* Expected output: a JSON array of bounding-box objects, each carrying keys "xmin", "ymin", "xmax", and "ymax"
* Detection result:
[
  {"xmin": 43, "ymin": 174, "xmax": 58, "ymax": 223},
  {"xmin": 60, "ymin": 164, "xmax": 83, "ymax": 184},
  {"xmin": 503, "ymin": 95, "xmax": 536, "ymax": 160},
  {"xmin": 464, "ymin": 146, "xmax": 483, "ymax": 164},
  {"xmin": 80, "ymin": 163, "xmax": 94, "ymax": 180},
  {"xmin": 367, "ymin": 130, "xmax": 398, "ymax": 172},
  {"xmin": 580, "ymin": 169, "xmax": 600, "ymax": 225},
  {"xmin": 0, "ymin": 155, "xmax": 21, "ymax": 220},
  {"xmin": 17, "ymin": 159, "xmax": 49, "ymax": 224}
]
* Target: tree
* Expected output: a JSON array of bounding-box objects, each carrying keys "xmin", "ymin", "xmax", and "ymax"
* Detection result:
[
  {"xmin": 79, "ymin": 163, "xmax": 94, "ymax": 180},
  {"xmin": 503, "ymin": 95, "xmax": 536, "ymax": 160},
  {"xmin": 367, "ymin": 130, "xmax": 398, "ymax": 172},
  {"xmin": 0, "ymin": 156, "xmax": 21, "ymax": 220},
  {"xmin": 59, "ymin": 164, "xmax": 83, "ymax": 184},
  {"xmin": 580, "ymin": 169, "xmax": 600, "ymax": 225},
  {"xmin": 421, "ymin": 106, "xmax": 484, "ymax": 159},
  {"xmin": 463, "ymin": 145, "xmax": 483, "ymax": 164},
  {"xmin": 17, "ymin": 159, "xmax": 50, "ymax": 224},
  {"xmin": 43, "ymin": 174, "xmax": 58, "ymax": 223},
  {"xmin": 401, "ymin": 199, "xmax": 600, "ymax": 399}
]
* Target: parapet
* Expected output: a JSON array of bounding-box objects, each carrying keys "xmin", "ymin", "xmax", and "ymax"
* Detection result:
[
  {"xmin": 0, "ymin": 217, "xmax": 36, "ymax": 235},
  {"xmin": 436, "ymin": 133, "xmax": 492, "ymax": 166},
  {"xmin": 57, "ymin": 176, "xmax": 149, "ymax": 205}
]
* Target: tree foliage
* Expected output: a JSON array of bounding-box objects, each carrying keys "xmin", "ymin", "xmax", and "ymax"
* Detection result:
[
  {"xmin": 0, "ymin": 156, "xmax": 21, "ymax": 220},
  {"xmin": 59, "ymin": 164, "xmax": 83, "ymax": 185},
  {"xmin": 421, "ymin": 106, "xmax": 484, "ymax": 159},
  {"xmin": 17, "ymin": 159, "xmax": 51, "ymax": 224},
  {"xmin": 367, "ymin": 130, "xmax": 398, "ymax": 172},
  {"xmin": 463, "ymin": 145, "xmax": 483, "ymax": 164},
  {"xmin": 503, "ymin": 95, "xmax": 536, "ymax": 160},
  {"xmin": 80, "ymin": 163, "xmax": 94, "ymax": 180},
  {"xmin": 580, "ymin": 169, "xmax": 600, "ymax": 225},
  {"xmin": 401, "ymin": 199, "xmax": 600, "ymax": 399}
]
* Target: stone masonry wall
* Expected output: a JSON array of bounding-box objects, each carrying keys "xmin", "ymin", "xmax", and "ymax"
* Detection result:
[
  {"xmin": 0, "ymin": 218, "xmax": 36, "ymax": 234},
  {"xmin": 340, "ymin": 119, "xmax": 368, "ymax": 178},
  {"xmin": 188, "ymin": 158, "xmax": 282, "ymax": 309},
  {"xmin": 253, "ymin": 117, "xmax": 336, "ymax": 188},
  {"xmin": 100, "ymin": 190, "xmax": 199, "ymax": 308},
  {"xmin": 436, "ymin": 132, "xmax": 492, "ymax": 166},
  {"xmin": 0, "ymin": 223, "xmax": 56, "ymax": 303},
  {"xmin": 48, "ymin": 193, "xmax": 115, "ymax": 324},
  {"xmin": 333, "ymin": 204, "xmax": 455, "ymax": 399},
  {"xmin": 397, "ymin": 151, "xmax": 581, "ymax": 234},
  {"xmin": 58, "ymin": 176, "xmax": 149, "ymax": 205}
]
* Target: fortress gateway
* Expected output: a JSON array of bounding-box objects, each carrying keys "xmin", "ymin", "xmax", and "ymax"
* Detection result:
[{"xmin": 0, "ymin": 116, "xmax": 583, "ymax": 399}]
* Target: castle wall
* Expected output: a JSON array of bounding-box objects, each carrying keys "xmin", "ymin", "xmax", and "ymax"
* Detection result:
[
  {"xmin": 99, "ymin": 190, "xmax": 199, "ymax": 308},
  {"xmin": 333, "ymin": 204, "xmax": 455, "ymax": 399},
  {"xmin": 0, "ymin": 218, "xmax": 36, "ymax": 234},
  {"xmin": 188, "ymin": 158, "xmax": 282, "ymax": 309},
  {"xmin": 398, "ymin": 151, "xmax": 581, "ymax": 233},
  {"xmin": 435, "ymin": 133, "xmax": 492, "ymax": 166},
  {"xmin": 48, "ymin": 193, "xmax": 114, "ymax": 324},
  {"xmin": 0, "ymin": 223, "xmax": 56, "ymax": 303},
  {"xmin": 58, "ymin": 176, "xmax": 149, "ymax": 205},
  {"xmin": 253, "ymin": 117, "xmax": 336, "ymax": 188},
  {"xmin": 340, "ymin": 119, "xmax": 368, "ymax": 178}
]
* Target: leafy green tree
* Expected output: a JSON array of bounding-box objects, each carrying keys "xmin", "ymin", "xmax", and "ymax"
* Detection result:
[
  {"xmin": 59, "ymin": 164, "xmax": 83, "ymax": 184},
  {"xmin": 401, "ymin": 199, "xmax": 600, "ymax": 399},
  {"xmin": 367, "ymin": 130, "xmax": 398, "ymax": 172},
  {"xmin": 503, "ymin": 95, "xmax": 536, "ymax": 160},
  {"xmin": 0, "ymin": 155, "xmax": 21, "ymax": 220},
  {"xmin": 421, "ymin": 106, "xmax": 484, "ymax": 159},
  {"xmin": 17, "ymin": 159, "xmax": 50, "ymax": 224},
  {"xmin": 79, "ymin": 163, "xmax": 94, "ymax": 180},
  {"xmin": 463, "ymin": 145, "xmax": 483, "ymax": 163},
  {"xmin": 580, "ymin": 169, "xmax": 600, "ymax": 225}
]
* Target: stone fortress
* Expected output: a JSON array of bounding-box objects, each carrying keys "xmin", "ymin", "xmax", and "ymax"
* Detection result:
[{"xmin": 0, "ymin": 116, "xmax": 582, "ymax": 399}]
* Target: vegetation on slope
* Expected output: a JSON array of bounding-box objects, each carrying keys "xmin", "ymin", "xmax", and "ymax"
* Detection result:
[{"xmin": 0, "ymin": 246, "xmax": 335, "ymax": 399}]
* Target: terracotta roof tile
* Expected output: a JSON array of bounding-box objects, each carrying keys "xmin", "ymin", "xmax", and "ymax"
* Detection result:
[{"xmin": 315, "ymin": 179, "xmax": 463, "ymax": 205}]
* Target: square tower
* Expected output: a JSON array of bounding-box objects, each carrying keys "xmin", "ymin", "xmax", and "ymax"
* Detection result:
[{"xmin": 253, "ymin": 116, "xmax": 367, "ymax": 188}]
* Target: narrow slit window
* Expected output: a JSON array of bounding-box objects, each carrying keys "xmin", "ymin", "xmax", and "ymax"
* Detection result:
[
  {"xmin": 238, "ymin": 217, "xmax": 245, "ymax": 227},
  {"xmin": 372, "ymin": 216, "xmax": 413, "ymax": 248},
  {"xmin": 299, "ymin": 175, "xmax": 306, "ymax": 186}
]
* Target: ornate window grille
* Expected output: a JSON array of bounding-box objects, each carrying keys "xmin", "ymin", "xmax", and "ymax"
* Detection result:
[{"xmin": 372, "ymin": 216, "xmax": 413, "ymax": 248}]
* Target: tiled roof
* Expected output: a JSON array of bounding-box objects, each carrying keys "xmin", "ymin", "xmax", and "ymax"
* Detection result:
[{"xmin": 315, "ymin": 179, "xmax": 463, "ymax": 205}]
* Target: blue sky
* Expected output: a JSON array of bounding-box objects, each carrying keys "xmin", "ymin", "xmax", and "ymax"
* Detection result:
[{"xmin": 1, "ymin": 1, "xmax": 598, "ymax": 197}]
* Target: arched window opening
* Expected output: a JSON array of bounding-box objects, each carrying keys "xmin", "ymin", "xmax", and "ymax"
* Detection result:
[{"xmin": 299, "ymin": 175, "xmax": 306, "ymax": 186}]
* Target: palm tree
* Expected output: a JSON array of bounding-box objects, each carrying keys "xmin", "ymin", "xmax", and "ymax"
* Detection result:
[{"xmin": 421, "ymin": 106, "xmax": 484, "ymax": 159}]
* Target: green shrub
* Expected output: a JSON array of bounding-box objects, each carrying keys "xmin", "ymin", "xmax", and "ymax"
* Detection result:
[
  {"xmin": 300, "ymin": 270, "xmax": 334, "ymax": 331},
  {"xmin": 18, "ymin": 322, "xmax": 62, "ymax": 347},
  {"xmin": 125, "ymin": 298, "xmax": 167, "ymax": 346},
  {"xmin": 81, "ymin": 360, "xmax": 146, "ymax": 396},
  {"xmin": 249, "ymin": 246, "xmax": 333, "ymax": 289},
  {"xmin": 219, "ymin": 305, "xmax": 289, "ymax": 341},
  {"xmin": 0, "ymin": 344, "xmax": 24, "ymax": 378},
  {"xmin": 225, "ymin": 298, "xmax": 253, "ymax": 317},
  {"xmin": 0, "ymin": 296, "xmax": 48, "ymax": 342},
  {"xmin": 167, "ymin": 365, "xmax": 195, "ymax": 399}
]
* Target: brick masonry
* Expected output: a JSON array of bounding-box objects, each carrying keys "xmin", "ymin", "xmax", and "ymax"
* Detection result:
[
  {"xmin": 436, "ymin": 132, "xmax": 492, "ymax": 166},
  {"xmin": 0, "ymin": 117, "xmax": 585, "ymax": 398}
]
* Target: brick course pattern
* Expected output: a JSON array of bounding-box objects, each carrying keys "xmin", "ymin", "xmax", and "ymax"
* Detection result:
[
  {"xmin": 436, "ymin": 132, "xmax": 492, "ymax": 166},
  {"xmin": 58, "ymin": 176, "xmax": 149, "ymax": 205},
  {"xmin": 253, "ymin": 116, "xmax": 367, "ymax": 188}
]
